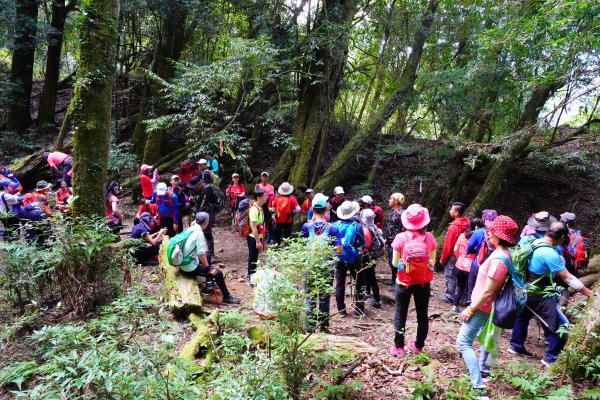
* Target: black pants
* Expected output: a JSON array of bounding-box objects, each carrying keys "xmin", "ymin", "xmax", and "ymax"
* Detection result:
[
  {"xmin": 393, "ymin": 283, "xmax": 431, "ymax": 349},
  {"xmin": 467, "ymin": 262, "xmax": 479, "ymax": 303},
  {"xmin": 387, "ymin": 246, "xmax": 396, "ymax": 285},
  {"xmin": 199, "ymin": 208, "xmax": 215, "ymax": 257},
  {"xmin": 274, "ymin": 222, "xmax": 292, "ymax": 245},
  {"xmin": 363, "ymin": 256, "xmax": 380, "ymax": 302},
  {"xmin": 57, "ymin": 157, "xmax": 72, "ymax": 186},
  {"xmin": 1, "ymin": 216, "xmax": 20, "ymax": 242},
  {"xmin": 135, "ymin": 244, "xmax": 160, "ymax": 264},
  {"xmin": 335, "ymin": 257, "xmax": 365, "ymax": 313},
  {"xmin": 247, "ymin": 236, "xmax": 259, "ymax": 277},
  {"xmin": 453, "ymin": 268, "xmax": 469, "ymax": 307},
  {"xmin": 159, "ymin": 215, "xmax": 176, "ymax": 238},
  {"xmin": 181, "ymin": 264, "xmax": 230, "ymax": 298}
]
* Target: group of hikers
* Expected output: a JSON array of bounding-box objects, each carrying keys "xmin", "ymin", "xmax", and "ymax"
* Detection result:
[{"xmin": 0, "ymin": 149, "xmax": 595, "ymax": 400}]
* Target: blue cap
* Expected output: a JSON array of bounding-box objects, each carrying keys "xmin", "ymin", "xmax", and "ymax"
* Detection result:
[
  {"xmin": 0, "ymin": 179, "xmax": 17, "ymax": 187},
  {"xmin": 313, "ymin": 198, "xmax": 328, "ymax": 209}
]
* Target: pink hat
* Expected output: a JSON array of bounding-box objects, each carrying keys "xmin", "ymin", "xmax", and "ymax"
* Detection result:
[
  {"xmin": 140, "ymin": 164, "xmax": 152, "ymax": 174},
  {"xmin": 401, "ymin": 204, "xmax": 430, "ymax": 230},
  {"xmin": 489, "ymin": 215, "xmax": 519, "ymax": 245}
]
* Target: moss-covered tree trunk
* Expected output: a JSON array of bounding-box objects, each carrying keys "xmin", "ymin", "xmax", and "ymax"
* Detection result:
[
  {"xmin": 466, "ymin": 80, "xmax": 564, "ymax": 215},
  {"xmin": 37, "ymin": 0, "xmax": 73, "ymax": 133},
  {"xmin": 314, "ymin": 0, "xmax": 439, "ymax": 194},
  {"xmin": 5, "ymin": 0, "xmax": 39, "ymax": 134},
  {"xmin": 70, "ymin": 0, "xmax": 120, "ymax": 217},
  {"xmin": 273, "ymin": 0, "xmax": 359, "ymax": 189}
]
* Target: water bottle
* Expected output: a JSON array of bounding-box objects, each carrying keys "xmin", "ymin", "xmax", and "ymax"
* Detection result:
[{"xmin": 397, "ymin": 262, "xmax": 405, "ymax": 272}]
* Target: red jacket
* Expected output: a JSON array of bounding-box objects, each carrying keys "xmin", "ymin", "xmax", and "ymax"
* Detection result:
[
  {"xmin": 440, "ymin": 217, "xmax": 470, "ymax": 265},
  {"xmin": 372, "ymin": 205, "xmax": 384, "ymax": 229}
]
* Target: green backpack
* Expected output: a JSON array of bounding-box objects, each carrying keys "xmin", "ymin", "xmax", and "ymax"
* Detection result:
[
  {"xmin": 166, "ymin": 229, "xmax": 197, "ymax": 266},
  {"xmin": 510, "ymin": 234, "xmax": 553, "ymax": 284}
]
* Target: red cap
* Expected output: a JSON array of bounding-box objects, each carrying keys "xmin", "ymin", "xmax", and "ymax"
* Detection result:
[{"xmin": 489, "ymin": 216, "xmax": 519, "ymax": 245}]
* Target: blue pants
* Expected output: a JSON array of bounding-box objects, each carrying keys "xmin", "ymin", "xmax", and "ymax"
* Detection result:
[
  {"xmin": 456, "ymin": 309, "xmax": 491, "ymax": 389},
  {"xmin": 510, "ymin": 303, "xmax": 569, "ymax": 362}
]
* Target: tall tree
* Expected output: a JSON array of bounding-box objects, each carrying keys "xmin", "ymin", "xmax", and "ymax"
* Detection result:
[
  {"xmin": 37, "ymin": 0, "xmax": 76, "ymax": 132},
  {"xmin": 314, "ymin": 0, "xmax": 439, "ymax": 194},
  {"xmin": 70, "ymin": 0, "xmax": 120, "ymax": 217},
  {"xmin": 273, "ymin": 0, "xmax": 360, "ymax": 188},
  {"xmin": 5, "ymin": 0, "xmax": 39, "ymax": 133}
]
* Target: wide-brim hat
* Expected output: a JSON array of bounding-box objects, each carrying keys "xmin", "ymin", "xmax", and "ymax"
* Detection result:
[
  {"xmin": 35, "ymin": 180, "xmax": 52, "ymax": 191},
  {"xmin": 527, "ymin": 211, "xmax": 557, "ymax": 232},
  {"xmin": 351, "ymin": 201, "xmax": 361, "ymax": 214},
  {"xmin": 560, "ymin": 212, "xmax": 576, "ymax": 224},
  {"xmin": 489, "ymin": 215, "xmax": 519, "ymax": 245},
  {"xmin": 278, "ymin": 182, "xmax": 293, "ymax": 195},
  {"xmin": 336, "ymin": 201, "xmax": 357, "ymax": 220},
  {"xmin": 401, "ymin": 203, "xmax": 430, "ymax": 230}
]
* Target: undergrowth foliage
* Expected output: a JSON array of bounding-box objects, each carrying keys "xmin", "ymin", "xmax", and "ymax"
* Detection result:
[{"xmin": 0, "ymin": 214, "xmax": 135, "ymax": 316}]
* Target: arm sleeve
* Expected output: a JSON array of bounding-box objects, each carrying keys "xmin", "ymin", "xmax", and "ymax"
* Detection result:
[
  {"xmin": 440, "ymin": 225, "xmax": 458, "ymax": 265},
  {"xmin": 151, "ymin": 169, "xmax": 159, "ymax": 185},
  {"xmin": 150, "ymin": 192, "xmax": 157, "ymax": 204}
]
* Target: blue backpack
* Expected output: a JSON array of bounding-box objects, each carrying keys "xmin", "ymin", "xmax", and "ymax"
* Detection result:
[{"xmin": 337, "ymin": 222, "xmax": 360, "ymax": 263}]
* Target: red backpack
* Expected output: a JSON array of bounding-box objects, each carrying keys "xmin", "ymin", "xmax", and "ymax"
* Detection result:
[
  {"xmin": 275, "ymin": 195, "xmax": 293, "ymax": 224},
  {"xmin": 570, "ymin": 231, "xmax": 591, "ymax": 270},
  {"xmin": 398, "ymin": 232, "xmax": 432, "ymax": 286}
]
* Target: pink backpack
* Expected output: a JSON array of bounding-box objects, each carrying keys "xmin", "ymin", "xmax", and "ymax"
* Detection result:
[{"xmin": 399, "ymin": 232, "xmax": 431, "ymax": 285}]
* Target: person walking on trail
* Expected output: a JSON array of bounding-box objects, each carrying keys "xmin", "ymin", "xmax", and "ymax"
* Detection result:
[
  {"xmin": 177, "ymin": 212, "xmax": 241, "ymax": 304},
  {"xmin": 361, "ymin": 209, "xmax": 383, "ymax": 310},
  {"xmin": 43, "ymin": 150, "xmax": 73, "ymax": 186},
  {"xmin": 509, "ymin": 222, "xmax": 593, "ymax": 367},
  {"xmin": 360, "ymin": 195, "xmax": 384, "ymax": 229},
  {"xmin": 560, "ymin": 212, "xmax": 591, "ymax": 271},
  {"xmin": 301, "ymin": 195, "xmax": 342, "ymax": 332},
  {"xmin": 389, "ymin": 204, "xmax": 437, "ymax": 356},
  {"xmin": 440, "ymin": 201, "xmax": 470, "ymax": 303},
  {"xmin": 269, "ymin": 182, "xmax": 300, "ymax": 245},
  {"xmin": 170, "ymin": 175, "xmax": 187, "ymax": 233},
  {"xmin": 105, "ymin": 181, "xmax": 124, "ymax": 235},
  {"xmin": 139, "ymin": 164, "xmax": 159, "ymax": 201},
  {"xmin": 333, "ymin": 201, "xmax": 366, "ymax": 317},
  {"xmin": 386, "ymin": 193, "xmax": 405, "ymax": 287},
  {"xmin": 205, "ymin": 151, "xmax": 220, "ymax": 177},
  {"xmin": 226, "ymin": 173, "xmax": 246, "ymax": 222},
  {"xmin": 247, "ymin": 189, "xmax": 267, "ymax": 283},
  {"xmin": 452, "ymin": 224, "xmax": 476, "ymax": 313},
  {"xmin": 457, "ymin": 216, "xmax": 518, "ymax": 399},
  {"xmin": 131, "ymin": 212, "xmax": 167, "ymax": 265},
  {"xmin": 197, "ymin": 173, "xmax": 220, "ymax": 259},
  {"xmin": 255, "ymin": 172, "xmax": 275, "ymax": 243},
  {"xmin": 151, "ymin": 182, "xmax": 179, "ymax": 237},
  {"xmin": 328, "ymin": 186, "xmax": 346, "ymax": 223},
  {"xmin": 466, "ymin": 211, "xmax": 496, "ymax": 303},
  {"xmin": 0, "ymin": 179, "xmax": 22, "ymax": 241},
  {"xmin": 301, "ymin": 188, "xmax": 315, "ymax": 217}
]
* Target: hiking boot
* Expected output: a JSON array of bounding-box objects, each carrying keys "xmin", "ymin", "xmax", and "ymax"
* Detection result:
[
  {"xmin": 339, "ymin": 310, "xmax": 347, "ymax": 318},
  {"xmin": 408, "ymin": 340, "xmax": 423, "ymax": 354},
  {"xmin": 508, "ymin": 345, "xmax": 533, "ymax": 358},
  {"xmin": 353, "ymin": 308, "xmax": 369, "ymax": 318},
  {"xmin": 472, "ymin": 387, "xmax": 490, "ymax": 400},
  {"xmin": 390, "ymin": 346, "xmax": 407, "ymax": 357},
  {"xmin": 480, "ymin": 371, "xmax": 491, "ymax": 383},
  {"xmin": 223, "ymin": 294, "xmax": 241, "ymax": 304},
  {"xmin": 371, "ymin": 300, "xmax": 382, "ymax": 309},
  {"xmin": 541, "ymin": 356, "xmax": 554, "ymax": 367}
]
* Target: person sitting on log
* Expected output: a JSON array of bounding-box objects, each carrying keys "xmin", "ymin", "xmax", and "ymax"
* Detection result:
[
  {"xmin": 55, "ymin": 180, "xmax": 72, "ymax": 212},
  {"xmin": 43, "ymin": 150, "xmax": 73, "ymax": 186},
  {"xmin": 178, "ymin": 212, "xmax": 241, "ymax": 304},
  {"xmin": 131, "ymin": 212, "xmax": 167, "ymax": 265}
]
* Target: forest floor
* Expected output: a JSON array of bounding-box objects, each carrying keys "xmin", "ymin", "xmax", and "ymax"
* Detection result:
[{"xmin": 121, "ymin": 207, "xmax": 590, "ymax": 399}]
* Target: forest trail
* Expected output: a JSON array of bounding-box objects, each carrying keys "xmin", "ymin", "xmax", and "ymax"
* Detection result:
[{"xmin": 131, "ymin": 209, "xmax": 585, "ymax": 399}]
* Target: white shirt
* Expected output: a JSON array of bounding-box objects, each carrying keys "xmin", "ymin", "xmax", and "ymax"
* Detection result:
[
  {"xmin": 0, "ymin": 190, "xmax": 20, "ymax": 214},
  {"xmin": 179, "ymin": 223, "xmax": 208, "ymax": 272}
]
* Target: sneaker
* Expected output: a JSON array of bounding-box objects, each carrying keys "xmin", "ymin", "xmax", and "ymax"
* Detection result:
[
  {"xmin": 508, "ymin": 345, "xmax": 533, "ymax": 358},
  {"xmin": 223, "ymin": 294, "xmax": 241, "ymax": 304},
  {"xmin": 472, "ymin": 387, "xmax": 490, "ymax": 400},
  {"xmin": 451, "ymin": 307, "xmax": 461, "ymax": 313},
  {"xmin": 390, "ymin": 346, "xmax": 407, "ymax": 357},
  {"xmin": 541, "ymin": 356, "xmax": 554, "ymax": 367},
  {"xmin": 480, "ymin": 370, "xmax": 491, "ymax": 383},
  {"xmin": 339, "ymin": 310, "xmax": 347, "ymax": 318},
  {"xmin": 408, "ymin": 340, "xmax": 423, "ymax": 354},
  {"xmin": 371, "ymin": 300, "xmax": 382, "ymax": 309},
  {"xmin": 353, "ymin": 308, "xmax": 369, "ymax": 317}
]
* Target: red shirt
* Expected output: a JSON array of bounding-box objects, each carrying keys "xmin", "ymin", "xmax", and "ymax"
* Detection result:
[
  {"xmin": 226, "ymin": 184, "xmax": 246, "ymax": 208},
  {"xmin": 268, "ymin": 195, "xmax": 299, "ymax": 223},
  {"xmin": 178, "ymin": 169, "xmax": 198, "ymax": 184},
  {"xmin": 140, "ymin": 174, "xmax": 154, "ymax": 198},
  {"xmin": 255, "ymin": 183, "xmax": 275, "ymax": 199},
  {"xmin": 137, "ymin": 203, "xmax": 158, "ymax": 216},
  {"xmin": 55, "ymin": 188, "xmax": 72, "ymax": 204},
  {"xmin": 301, "ymin": 199, "xmax": 312, "ymax": 215}
]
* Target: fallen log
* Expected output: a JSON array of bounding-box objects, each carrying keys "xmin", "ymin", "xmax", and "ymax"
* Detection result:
[
  {"xmin": 303, "ymin": 334, "xmax": 377, "ymax": 355},
  {"xmin": 179, "ymin": 310, "xmax": 219, "ymax": 361},
  {"xmin": 159, "ymin": 236, "xmax": 203, "ymax": 318}
]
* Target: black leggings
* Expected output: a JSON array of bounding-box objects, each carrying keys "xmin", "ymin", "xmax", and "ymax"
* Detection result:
[
  {"xmin": 180, "ymin": 265, "xmax": 230, "ymax": 298},
  {"xmin": 393, "ymin": 283, "xmax": 430, "ymax": 349},
  {"xmin": 453, "ymin": 268, "xmax": 469, "ymax": 307}
]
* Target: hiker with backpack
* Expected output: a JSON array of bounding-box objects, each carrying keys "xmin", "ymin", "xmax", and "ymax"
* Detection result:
[
  {"xmin": 457, "ymin": 216, "xmax": 518, "ymax": 398},
  {"xmin": 19, "ymin": 195, "xmax": 50, "ymax": 246},
  {"xmin": 560, "ymin": 212, "xmax": 591, "ymax": 271},
  {"xmin": 466, "ymin": 211, "xmax": 497, "ymax": 303},
  {"xmin": 197, "ymin": 172, "xmax": 223, "ymax": 259},
  {"xmin": 255, "ymin": 172, "xmax": 275, "ymax": 243},
  {"xmin": 386, "ymin": 193, "xmax": 405, "ymax": 287},
  {"xmin": 301, "ymin": 188, "xmax": 315, "ymax": 218},
  {"xmin": 269, "ymin": 182, "xmax": 300, "ymax": 245},
  {"xmin": 151, "ymin": 182, "xmax": 179, "ymax": 237},
  {"xmin": 361, "ymin": 209, "xmax": 385, "ymax": 310},
  {"xmin": 301, "ymin": 195, "xmax": 342, "ymax": 332},
  {"xmin": 247, "ymin": 189, "xmax": 267, "ymax": 282},
  {"xmin": 172, "ymin": 212, "xmax": 241, "ymax": 304},
  {"xmin": 169, "ymin": 175, "xmax": 188, "ymax": 233},
  {"xmin": 328, "ymin": 187, "xmax": 346, "ymax": 223},
  {"xmin": 226, "ymin": 173, "xmax": 246, "ymax": 224},
  {"xmin": 452, "ymin": 223, "xmax": 477, "ymax": 313},
  {"xmin": 130, "ymin": 212, "xmax": 168, "ymax": 264},
  {"xmin": 139, "ymin": 164, "xmax": 159, "ymax": 201},
  {"xmin": 0, "ymin": 160, "xmax": 22, "ymax": 192},
  {"xmin": 390, "ymin": 204, "xmax": 437, "ymax": 356},
  {"xmin": 360, "ymin": 195, "xmax": 384, "ymax": 229},
  {"xmin": 333, "ymin": 201, "xmax": 367, "ymax": 317},
  {"xmin": 205, "ymin": 151, "xmax": 220, "ymax": 177},
  {"xmin": 0, "ymin": 179, "xmax": 22, "ymax": 241},
  {"xmin": 509, "ymin": 221, "xmax": 593, "ymax": 366},
  {"xmin": 440, "ymin": 202, "xmax": 470, "ymax": 304},
  {"xmin": 105, "ymin": 181, "xmax": 124, "ymax": 235}
]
